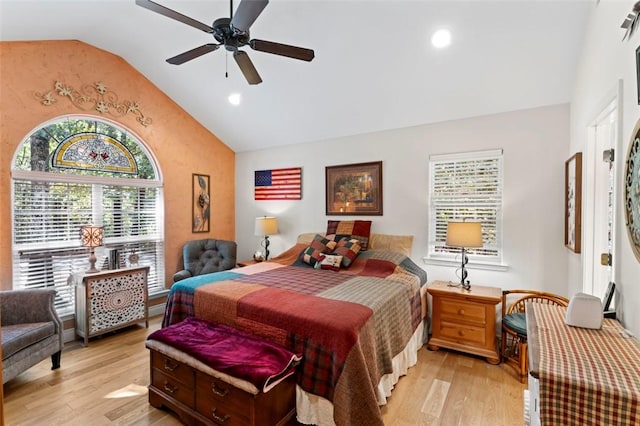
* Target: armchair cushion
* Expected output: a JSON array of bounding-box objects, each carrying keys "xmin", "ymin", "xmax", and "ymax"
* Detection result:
[
  {"xmin": 502, "ymin": 312, "xmax": 527, "ymax": 336},
  {"xmin": 2, "ymin": 322, "xmax": 56, "ymax": 359},
  {"xmin": 173, "ymin": 239, "xmax": 237, "ymax": 283}
]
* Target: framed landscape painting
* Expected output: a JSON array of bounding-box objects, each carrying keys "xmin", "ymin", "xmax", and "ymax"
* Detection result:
[{"xmin": 325, "ymin": 161, "xmax": 383, "ymax": 216}]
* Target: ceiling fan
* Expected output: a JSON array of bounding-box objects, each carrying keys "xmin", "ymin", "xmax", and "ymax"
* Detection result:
[{"xmin": 135, "ymin": 0, "xmax": 315, "ymax": 85}]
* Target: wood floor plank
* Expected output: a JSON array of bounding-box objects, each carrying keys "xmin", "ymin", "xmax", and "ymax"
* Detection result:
[{"xmin": 3, "ymin": 317, "xmax": 526, "ymax": 425}]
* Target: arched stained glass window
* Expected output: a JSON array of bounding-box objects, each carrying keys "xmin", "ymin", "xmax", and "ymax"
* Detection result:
[
  {"xmin": 52, "ymin": 132, "xmax": 138, "ymax": 174},
  {"xmin": 11, "ymin": 116, "xmax": 165, "ymax": 315}
]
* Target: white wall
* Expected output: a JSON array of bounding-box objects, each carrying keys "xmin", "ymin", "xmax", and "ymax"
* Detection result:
[
  {"xmin": 570, "ymin": 1, "xmax": 640, "ymax": 336},
  {"xmin": 236, "ymin": 104, "xmax": 570, "ymax": 294}
]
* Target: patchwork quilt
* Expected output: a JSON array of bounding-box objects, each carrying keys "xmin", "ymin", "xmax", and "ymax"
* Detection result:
[{"xmin": 162, "ymin": 243, "xmax": 428, "ymax": 425}]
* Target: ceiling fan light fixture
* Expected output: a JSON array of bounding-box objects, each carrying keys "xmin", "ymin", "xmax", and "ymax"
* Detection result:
[
  {"xmin": 228, "ymin": 93, "xmax": 241, "ymax": 105},
  {"xmin": 136, "ymin": 0, "xmax": 314, "ymax": 85},
  {"xmin": 431, "ymin": 29, "xmax": 452, "ymax": 49}
]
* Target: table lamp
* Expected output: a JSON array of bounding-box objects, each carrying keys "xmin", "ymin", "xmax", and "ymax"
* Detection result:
[
  {"xmin": 446, "ymin": 221, "xmax": 483, "ymax": 290},
  {"xmin": 81, "ymin": 225, "xmax": 104, "ymax": 273},
  {"xmin": 254, "ymin": 216, "xmax": 278, "ymax": 261}
]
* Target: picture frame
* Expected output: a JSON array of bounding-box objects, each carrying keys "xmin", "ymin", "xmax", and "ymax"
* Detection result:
[
  {"xmin": 636, "ymin": 45, "xmax": 640, "ymax": 105},
  {"xmin": 564, "ymin": 153, "xmax": 582, "ymax": 253},
  {"xmin": 325, "ymin": 161, "xmax": 383, "ymax": 216},
  {"xmin": 192, "ymin": 173, "xmax": 210, "ymax": 233}
]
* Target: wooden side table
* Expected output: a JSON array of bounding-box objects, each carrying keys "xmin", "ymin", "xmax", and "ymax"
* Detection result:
[
  {"xmin": 237, "ymin": 259, "xmax": 259, "ymax": 267},
  {"xmin": 427, "ymin": 280, "xmax": 501, "ymax": 364}
]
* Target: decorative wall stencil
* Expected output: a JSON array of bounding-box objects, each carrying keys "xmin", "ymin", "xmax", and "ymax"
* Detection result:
[
  {"xmin": 52, "ymin": 132, "xmax": 138, "ymax": 174},
  {"xmin": 565, "ymin": 153, "xmax": 582, "ymax": 253},
  {"xmin": 192, "ymin": 173, "xmax": 210, "ymax": 233},
  {"xmin": 36, "ymin": 81, "xmax": 152, "ymax": 126},
  {"xmin": 624, "ymin": 119, "xmax": 640, "ymax": 261}
]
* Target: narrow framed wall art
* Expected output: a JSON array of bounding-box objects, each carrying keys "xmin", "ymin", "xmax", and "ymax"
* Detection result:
[
  {"xmin": 192, "ymin": 173, "xmax": 210, "ymax": 233},
  {"xmin": 565, "ymin": 153, "xmax": 582, "ymax": 253}
]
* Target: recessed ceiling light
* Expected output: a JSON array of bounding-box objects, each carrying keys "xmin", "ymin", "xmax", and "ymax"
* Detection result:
[
  {"xmin": 431, "ymin": 29, "xmax": 452, "ymax": 49},
  {"xmin": 228, "ymin": 93, "xmax": 241, "ymax": 106}
]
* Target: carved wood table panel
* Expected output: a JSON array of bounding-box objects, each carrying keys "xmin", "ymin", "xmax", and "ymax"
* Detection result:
[{"xmin": 75, "ymin": 266, "xmax": 149, "ymax": 346}]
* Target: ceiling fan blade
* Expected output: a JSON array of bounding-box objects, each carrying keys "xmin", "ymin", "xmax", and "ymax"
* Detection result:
[
  {"xmin": 136, "ymin": 0, "xmax": 213, "ymax": 33},
  {"xmin": 166, "ymin": 44, "xmax": 220, "ymax": 65},
  {"xmin": 230, "ymin": 0, "xmax": 269, "ymax": 32},
  {"xmin": 233, "ymin": 50, "xmax": 262, "ymax": 85},
  {"xmin": 250, "ymin": 39, "xmax": 314, "ymax": 62}
]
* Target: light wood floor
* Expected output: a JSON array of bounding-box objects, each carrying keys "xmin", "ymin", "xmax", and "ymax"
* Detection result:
[{"xmin": 3, "ymin": 316, "xmax": 526, "ymax": 425}]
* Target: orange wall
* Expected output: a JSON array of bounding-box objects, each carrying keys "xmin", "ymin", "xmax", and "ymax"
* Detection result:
[{"xmin": 0, "ymin": 40, "xmax": 235, "ymax": 290}]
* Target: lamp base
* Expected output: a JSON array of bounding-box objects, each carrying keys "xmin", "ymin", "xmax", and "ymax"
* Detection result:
[
  {"xmin": 262, "ymin": 236, "xmax": 271, "ymax": 261},
  {"xmin": 459, "ymin": 248, "xmax": 471, "ymax": 291},
  {"xmin": 87, "ymin": 250, "xmax": 100, "ymax": 274}
]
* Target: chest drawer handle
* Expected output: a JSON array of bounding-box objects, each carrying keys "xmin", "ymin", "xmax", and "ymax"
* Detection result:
[
  {"xmin": 458, "ymin": 330, "xmax": 465, "ymax": 337},
  {"xmin": 211, "ymin": 407, "xmax": 231, "ymax": 423},
  {"xmin": 458, "ymin": 309, "xmax": 465, "ymax": 315},
  {"xmin": 163, "ymin": 381, "xmax": 178, "ymax": 394},
  {"xmin": 211, "ymin": 382, "xmax": 229, "ymax": 398},
  {"xmin": 163, "ymin": 359, "xmax": 179, "ymax": 372}
]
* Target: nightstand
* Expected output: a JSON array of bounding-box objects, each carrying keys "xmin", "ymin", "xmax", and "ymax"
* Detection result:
[
  {"xmin": 427, "ymin": 280, "xmax": 501, "ymax": 364},
  {"xmin": 237, "ymin": 259, "xmax": 259, "ymax": 267}
]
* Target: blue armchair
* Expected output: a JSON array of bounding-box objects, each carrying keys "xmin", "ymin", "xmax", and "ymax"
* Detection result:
[{"xmin": 173, "ymin": 239, "xmax": 237, "ymax": 283}]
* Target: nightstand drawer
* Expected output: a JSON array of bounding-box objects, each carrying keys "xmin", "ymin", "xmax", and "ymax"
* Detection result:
[
  {"xmin": 427, "ymin": 281, "xmax": 501, "ymax": 364},
  {"xmin": 439, "ymin": 298, "xmax": 487, "ymax": 325},
  {"xmin": 438, "ymin": 321, "xmax": 486, "ymax": 346}
]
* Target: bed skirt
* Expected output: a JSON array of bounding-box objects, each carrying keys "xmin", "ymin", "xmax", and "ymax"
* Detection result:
[{"xmin": 295, "ymin": 320, "xmax": 426, "ymax": 426}]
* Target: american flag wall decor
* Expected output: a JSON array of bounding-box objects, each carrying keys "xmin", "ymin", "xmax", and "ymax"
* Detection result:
[{"xmin": 254, "ymin": 167, "xmax": 302, "ymax": 200}]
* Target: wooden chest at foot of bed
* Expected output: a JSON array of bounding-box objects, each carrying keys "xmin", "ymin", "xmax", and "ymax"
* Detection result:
[{"xmin": 147, "ymin": 347, "xmax": 296, "ymax": 426}]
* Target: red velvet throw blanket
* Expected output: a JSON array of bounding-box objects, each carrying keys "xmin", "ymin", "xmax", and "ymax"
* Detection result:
[{"xmin": 147, "ymin": 317, "xmax": 301, "ymax": 392}]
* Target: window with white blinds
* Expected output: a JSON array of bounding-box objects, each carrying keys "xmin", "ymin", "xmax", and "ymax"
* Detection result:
[
  {"xmin": 428, "ymin": 149, "xmax": 503, "ymax": 262},
  {"xmin": 11, "ymin": 117, "xmax": 165, "ymax": 315}
]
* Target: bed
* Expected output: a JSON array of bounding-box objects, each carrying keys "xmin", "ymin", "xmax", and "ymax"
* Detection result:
[{"xmin": 161, "ymin": 232, "xmax": 428, "ymax": 425}]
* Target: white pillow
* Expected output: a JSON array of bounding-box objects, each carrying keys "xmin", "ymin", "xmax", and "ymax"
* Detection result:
[{"xmin": 316, "ymin": 254, "xmax": 343, "ymax": 271}]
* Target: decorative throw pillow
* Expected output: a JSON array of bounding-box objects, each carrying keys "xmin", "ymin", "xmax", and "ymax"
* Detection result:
[
  {"xmin": 317, "ymin": 254, "xmax": 343, "ymax": 271},
  {"xmin": 326, "ymin": 220, "xmax": 372, "ymax": 251},
  {"xmin": 299, "ymin": 234, "xmax": 338, "ymax": 267},
  {"xmin": 333, "ymin": 238, "xmax": 361, "ymax": 268}
]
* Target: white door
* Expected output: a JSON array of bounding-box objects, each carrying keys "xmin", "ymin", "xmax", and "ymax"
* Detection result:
[{"xmin": 584, "ymin": 98, "xmax": 618, "ymax": 300}]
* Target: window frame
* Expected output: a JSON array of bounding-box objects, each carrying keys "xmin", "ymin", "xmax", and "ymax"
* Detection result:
[
  {"xmin": 10, "ymin": 116, "xmax": 165, "ymax": 315},
  {"xmin": 426, "ymin": 149, "xmax": 504, "ymax": 266}
]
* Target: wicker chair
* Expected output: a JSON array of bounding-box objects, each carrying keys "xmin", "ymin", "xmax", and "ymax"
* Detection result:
[{"xmin": 501, "ymin": 289, "xmax": 569, "ymax": 383}]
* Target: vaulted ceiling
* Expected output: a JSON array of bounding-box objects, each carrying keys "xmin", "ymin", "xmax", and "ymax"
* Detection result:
[{"xmin": 0, "ymin": 0, "xmax": 592, "ymax": 152}]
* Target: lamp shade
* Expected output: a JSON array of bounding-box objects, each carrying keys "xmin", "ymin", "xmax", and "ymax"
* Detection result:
[
  {"xmin": 446, "ymin": 222, "xmax": 483, "ymax": 248},
  {"xmin": 254, "ymin": 217, "xmax": 278, "ymax": 236},
  {"xmin": 81, "ymin": 225, "xmax": 104, "ymax": 248}
]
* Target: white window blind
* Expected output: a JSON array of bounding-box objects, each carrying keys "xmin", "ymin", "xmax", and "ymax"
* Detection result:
[
  {"xmin": 11, "ymin": 117, "xmax": 164, "ymax": 315},
  {"xmin": 12, "ymin": 180, "xmax": 165, "ymax": 313},
  {"xmin": 428, "ymin": 149, "xmax": 503, "ymax": 262}
]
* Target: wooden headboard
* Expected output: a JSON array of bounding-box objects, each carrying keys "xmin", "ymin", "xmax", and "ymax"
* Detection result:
[{"xmin": 296, "ymin": 233, "xmax": 414, "ymax": 257}]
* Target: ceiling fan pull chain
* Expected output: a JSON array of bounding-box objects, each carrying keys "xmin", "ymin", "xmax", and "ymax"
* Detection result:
[{"xmin": 225, "ymin": 51, "xmax": 228, "ymax": 78}]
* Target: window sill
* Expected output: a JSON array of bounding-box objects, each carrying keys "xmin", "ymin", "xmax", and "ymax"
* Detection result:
[{"xmin": 422, "ymin": 257, "xmax": 509, "ymax": 272}]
